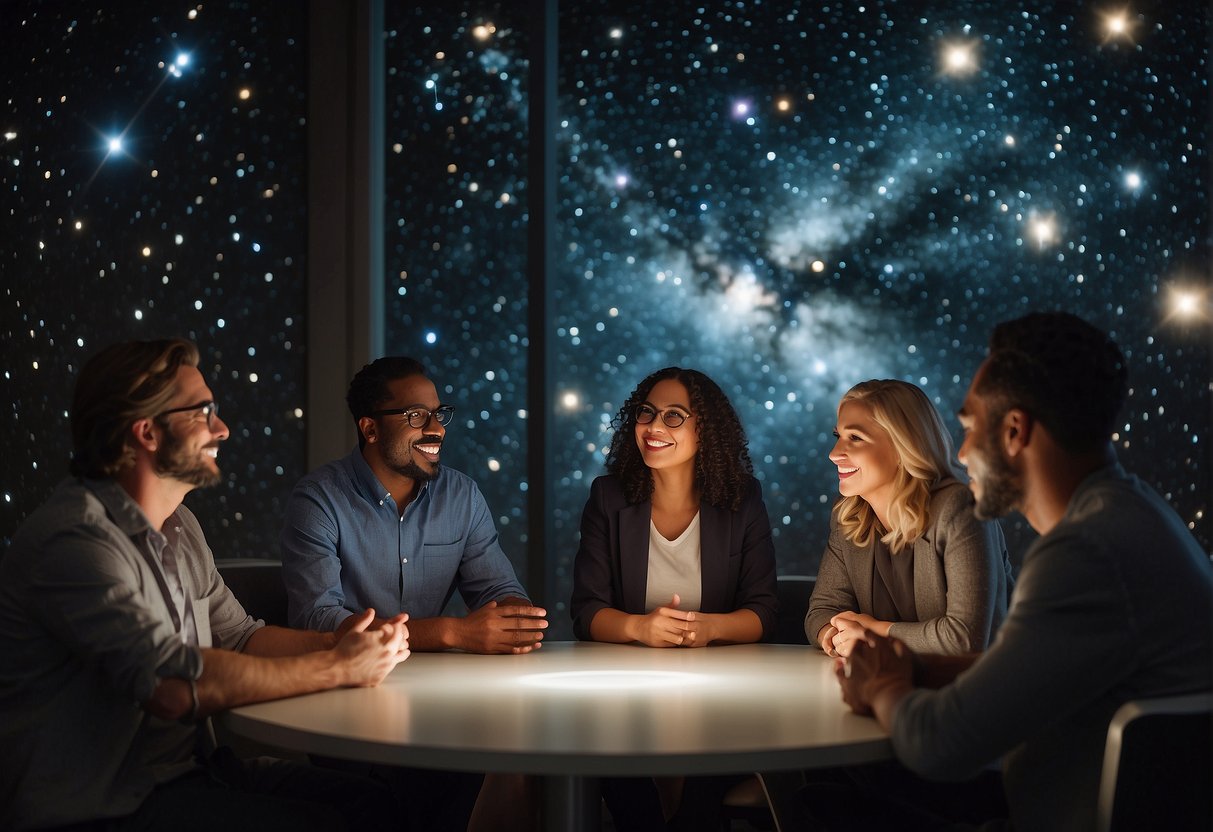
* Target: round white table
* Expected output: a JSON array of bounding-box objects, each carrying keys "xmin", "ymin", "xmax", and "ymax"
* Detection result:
[{"xmin": 221, "ymin": 641, "xmax": 891, "ymax": 830}]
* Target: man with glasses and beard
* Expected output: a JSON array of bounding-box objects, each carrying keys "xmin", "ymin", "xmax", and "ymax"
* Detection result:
[
  {"xmin": 0, "ymin": 339, "xmax": 409, "ymax": 831},
  {"xmin": 833, "ymin": 313, "xmax": 1212, "ymax": 831},
  {"xmin": 280, "ymin": 355, "xmax": 546, "ymax": 831}
]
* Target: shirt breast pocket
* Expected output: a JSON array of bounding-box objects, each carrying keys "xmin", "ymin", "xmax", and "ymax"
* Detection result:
[{"xmin": 420, "ymin": 541, "xmax": 463, "ymax": 587}]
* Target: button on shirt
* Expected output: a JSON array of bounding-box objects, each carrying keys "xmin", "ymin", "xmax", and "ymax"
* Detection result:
[{"xmin": 281, "ymin": 448, "xmax": 528, "ymax": 632}]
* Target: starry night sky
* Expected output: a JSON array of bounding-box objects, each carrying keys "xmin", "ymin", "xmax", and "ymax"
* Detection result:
[
  {"xmin": 3, "ymin": 2, "xmax": 308, "ymax": 554},
  {"xmin": 384, "ymin": 0, "xmax": 1210, "ymax": 621},
  {"xmin": 5, "ymin": 2, "xmax": 1210, "ymax": 629}
]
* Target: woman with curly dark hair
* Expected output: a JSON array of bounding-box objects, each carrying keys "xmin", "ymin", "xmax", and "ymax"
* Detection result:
[
  {"xmin": 571, "ymin": 367, "xmax": 778, "ymax": 647},
  {"xmin": 568, "ymin": 367, "xmax": 778, "ymax": 831}
]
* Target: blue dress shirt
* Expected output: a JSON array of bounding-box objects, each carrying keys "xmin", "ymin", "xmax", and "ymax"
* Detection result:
[{"xmin": 281, "ymin": 448, "xmax": 528, "ymax": 632}]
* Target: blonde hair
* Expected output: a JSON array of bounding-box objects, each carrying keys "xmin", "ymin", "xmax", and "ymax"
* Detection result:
[{"xmin": 834, "ymin": 379, "xmax": 960, "ymax": 553}]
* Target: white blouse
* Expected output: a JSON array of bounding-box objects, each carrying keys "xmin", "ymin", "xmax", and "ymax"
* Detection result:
[{"xmin": 643, "ymin": 512, "xmax": 703, "ymax": 613}]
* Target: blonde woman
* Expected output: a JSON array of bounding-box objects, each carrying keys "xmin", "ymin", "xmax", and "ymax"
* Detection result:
[{"xmin": 806, "ymin": 379, "xmax": 1012, "ymax": 657}]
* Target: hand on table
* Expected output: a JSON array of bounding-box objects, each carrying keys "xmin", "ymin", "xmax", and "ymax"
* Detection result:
[
  {"xmin": 632, "ymin": 594, "xmax": 704, "ymax": 647},
  {"xmin": 334, "ymin": 608, "xmax": 410, "ymax": 687},
  {"xmin": 817, "ymin": 623, "xmax": 841, "ymax": 657},
  {"xmin": 834, "ymin": 626, "xmax": 913, "ymax": 720},
  {"xmin": 457, "ymin": 600, "xmax": 549, "ymax": 654},
  {"xmin": 829, "ymin": 611, "xmax": 887, "ymax": 658}
]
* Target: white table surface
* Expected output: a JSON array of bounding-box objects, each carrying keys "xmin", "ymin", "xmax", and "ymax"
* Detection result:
[{"xmin": 221, "ymin": 641, "xmax": 891, "ymax": 777}]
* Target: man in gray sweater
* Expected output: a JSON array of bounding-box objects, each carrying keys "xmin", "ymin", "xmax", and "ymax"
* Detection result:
[{"xmin": 836, "ymin": 312, "xmax": 1212, "ymax": 831}]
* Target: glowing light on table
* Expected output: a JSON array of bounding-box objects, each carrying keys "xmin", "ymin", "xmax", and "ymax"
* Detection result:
[{"xmin": 518, "ymin": 670, "xmax": 709, "ymax": 691}]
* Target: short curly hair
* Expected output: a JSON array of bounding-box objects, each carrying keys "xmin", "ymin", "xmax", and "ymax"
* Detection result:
[
  {"xmin": 346, "ymin": 356, "xmax": 428, "ymax": 449},
  {"xmin": 977, "ymin": 312, "xmax": 1127, "ymax": 454},
  {"xmin": 70, "ymin": 338, "xmax": 200, "ymax": 479},
  {"xmin": 604, "ymin": 367, "xmax": 754, "ymax": 511}
]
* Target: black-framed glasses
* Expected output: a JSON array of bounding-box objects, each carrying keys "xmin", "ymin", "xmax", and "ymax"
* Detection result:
[
  {"xmin": 157, "ymin": 400, "xmax": 220, "ymax": 430},
  {"xmin": 368, "ymin": 405, "xmax": 455, "ymax": 429},
  {"xmin": 634, "ymin": 404, "xmax": 692, "ymax": 428}
]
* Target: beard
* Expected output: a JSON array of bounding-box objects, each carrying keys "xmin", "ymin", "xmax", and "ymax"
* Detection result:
[
  {"xmin": 155, "ymin": 427, "xmax": 222, "ymax": 488},
  {"xmin": 382, "ymin": 434, "xmax": 441, "ymax": 483},
  {"xmin": 971, "ymin": 433, "xmax": 1023, "ymax": 521}
]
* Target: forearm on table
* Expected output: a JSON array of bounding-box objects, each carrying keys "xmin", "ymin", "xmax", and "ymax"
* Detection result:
[
  {"xmin": 701, "ymin": 608, "xmax": 763, "ymax": 644},
  {"xmin": 868, "ymin": 676, "xmax": 915, "ymax": 732},
  {"xmin": 912, "ymin": 652, "xmax": 980, "ymax": 688},
  {"xmin": 887, "ymin": 616, "xmax": 969, "ymax": 654},
  {"xmin": 588, "ymin": 607, "xmax": 640, "ymax": 643},
  {"xmin": 405, "ymin": 616, "xmax": 458, "ymax": 651},
  {"xmin": 244, "ymin": 624, "xmax": 335, "ymax": 657},
  {"xmin": 145, "ymin": 647, "xmax": 345, "ymax": 720}
]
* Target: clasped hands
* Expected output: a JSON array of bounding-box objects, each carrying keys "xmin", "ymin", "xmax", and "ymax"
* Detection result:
[
  {"xmin": 832, "ymin": 623, "xmax": 915, "ymax": 721},
  {"xmin": 819, "ymin": 610, "xmax": 889, "ymax": 658},
  {"xmin": 633, "ymin": 594, "xmax": 711, "ymax": 648},
  {"xmin": 333, "ymin": 608, "xmax": 410, "ymax": 686}
]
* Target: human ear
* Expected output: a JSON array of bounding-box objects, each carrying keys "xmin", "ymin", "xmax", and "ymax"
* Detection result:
[
  {"xmin": 358, "ymin": 416, "xmax": 378, "ymax": 444},
  {"xmin": 1002, "ymin": 408, "xmax": 1033, "ymax": 457},
  {"xmin": 129, "ymin": 418, "xmax": 160, "ymax": 453}
]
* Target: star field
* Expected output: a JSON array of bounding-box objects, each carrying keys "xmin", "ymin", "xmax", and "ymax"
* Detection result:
[
  {"xmin": 3, "ymin": 2, "xmax": 307, "ymax": 555},
  {"xmin": 2, "ymin": 3, "xmax": 1209, "ymax": 627},
  {"xmin": 384, "ymin": 0, "xmax": 1210, "ymax": 620}
]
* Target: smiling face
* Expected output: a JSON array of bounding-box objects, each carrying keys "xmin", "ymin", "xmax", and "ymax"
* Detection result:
[
  {"xmin": 363, "ymin": 374, "xmax": 445, "ymax": 484},
  {"xmin": 830, "ymin": 399, "xmax": 900, "ymax": 511},
  {"xmin": 635, "ymin": 378, "xmax": 699, "ymax": 474},
  {"xmin": 154, "ymin": 365, "xmax": 229, "ymax": 488}
]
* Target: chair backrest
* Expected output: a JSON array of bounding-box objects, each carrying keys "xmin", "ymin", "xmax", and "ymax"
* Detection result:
[
  {"xmin": 773, "ymin": 575, "xmax": 815, "ymax": 645},
  {"xmin": 1097, "ymin": 691, "xmax": 1213, "ymax": 832},
  {"xmin": 215, "ymin": 558, "xmax": 289, "ymax": 627}
]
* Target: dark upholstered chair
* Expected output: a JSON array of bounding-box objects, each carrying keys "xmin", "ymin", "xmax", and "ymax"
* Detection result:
[
  {"xmin": 774, "ymin": 574, "xmax": 815, "ymax": 645},
  {"xmin": 214, "ymin": 558, "xmax": 289, "ymax": 627}
]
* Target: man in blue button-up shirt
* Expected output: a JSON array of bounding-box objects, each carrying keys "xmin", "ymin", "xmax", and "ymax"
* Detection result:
[
  {"xmin": 281, "ymin": 355, "xmax": 548, "ymax": 653},
  {"xmin": 281, "ymin": 356, "xmax": 547, "ymax": 832}
]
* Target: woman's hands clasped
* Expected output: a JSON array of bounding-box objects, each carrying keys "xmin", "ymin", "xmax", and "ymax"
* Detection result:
[{"xmin": 630, "ymin": 594, "xmax": 713, "ymax": 648}]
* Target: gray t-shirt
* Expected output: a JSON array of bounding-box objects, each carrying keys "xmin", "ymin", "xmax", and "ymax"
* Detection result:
[{"xmin": 0, "ymin": 478, "xmax": 263, "ymax": 830}]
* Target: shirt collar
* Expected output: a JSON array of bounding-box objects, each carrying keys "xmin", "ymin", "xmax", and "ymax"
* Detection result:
[
  {"xmin": 346, "ymin": 446, "xmax": 437, "ymax": 508},
  {"xmin": 83, "ymin": 477, "xmax": 158, "ymax": 538}
]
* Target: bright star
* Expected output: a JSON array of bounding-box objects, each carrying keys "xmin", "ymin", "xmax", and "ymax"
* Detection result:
[
  {"xmin": 1026, "ymin": 213, "xmax": 1058, "ymax": 249},
  {"xmin": 1163, "ymin": 284, "xmax": 1209, "ymax": 324},
  {"xmin": 1124, "ymin": 171, "xmax": 1142, "ymax": 189},
  {"xmin": 940, "ymin": 40, "xmax": 978, "ymax": 76},
  {"xmin": 107, "ymin": 136, "xmax": 123, "ymax": 153},
  {"xmin": 1101, "ymin": 9, "xmax": 1136, "ymax": 41}
]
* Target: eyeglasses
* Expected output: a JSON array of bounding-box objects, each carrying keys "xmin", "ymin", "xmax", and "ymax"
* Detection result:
[
  {"xmin": 368, "ymin": 405, "xmax": 455, "ymax": 429},
  {"xmin": 634, "ymin": 404, "xmax": 692, "ymax": 428},
  {"xmin": 157, "ymin": 400, "xmax": 220, "ymax": 430}
]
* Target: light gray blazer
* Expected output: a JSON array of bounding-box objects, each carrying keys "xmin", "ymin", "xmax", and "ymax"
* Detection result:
[{"xmin": 805, "ymin": 479, "xmax": 1013, "ymax": 654}]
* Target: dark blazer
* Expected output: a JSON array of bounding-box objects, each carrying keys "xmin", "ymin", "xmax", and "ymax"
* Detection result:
[{"xmin": 570, "ymin": 474, "xmax": 779, "ymax": 641}]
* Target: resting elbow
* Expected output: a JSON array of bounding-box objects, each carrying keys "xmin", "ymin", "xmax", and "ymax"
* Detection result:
[{"xmin": 144, "ymin": 677, "xmax": 194, "ymax": 721}]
